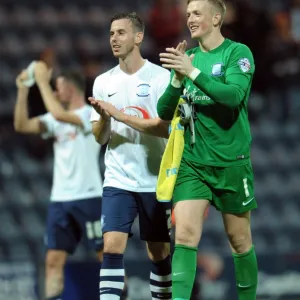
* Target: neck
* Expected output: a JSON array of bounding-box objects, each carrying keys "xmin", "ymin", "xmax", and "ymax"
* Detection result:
[
  {"xmin": 119, "ymin": 48, "xmax": 145, "ymax": 75},
  {"xmin": 67, "ymin": 93, "xmax": 85, "ymax": 111},
  {"xmin": 198, "ymin": 30, "xmax": 225, "ymax": 52}
]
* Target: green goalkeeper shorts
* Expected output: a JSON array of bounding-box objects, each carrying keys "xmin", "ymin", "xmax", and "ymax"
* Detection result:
[{"xmin": 173, "ymin": 157, "xmax": 257, "ymax": 213}]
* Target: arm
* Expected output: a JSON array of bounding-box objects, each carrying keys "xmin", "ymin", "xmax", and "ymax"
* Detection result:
[
  {"xmin": 188, "ymin": 69, "xmax": 250, "ymax": 109},
  {"xmin": 93, "ymin": 100, "xmax": 170, "ymax": 139},
  {"xmin": 35, "ymin": 62, "xmax": 83, "ymax": 126},
  {"xmin": 157, "ymin": 79, "xmax": 182, "ymax": 121},
  {"xmin": 14, "ymin": 72, "xmax": 46, "ymax": 134},
  {"xmin": 122, "ymin": 115, "xmax": 169, "ymax": 138},
  {"xmin": 91, "ymin": 119, "xmax": 111, "ymax": 145},
  {"xmin": 160, "ymin": 44, "xmax": 254, "ymax": 109}
]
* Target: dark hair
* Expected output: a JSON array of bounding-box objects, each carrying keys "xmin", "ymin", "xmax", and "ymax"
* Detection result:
[
  {"xmin": 111, "ymin": 12, "xmax": 145, "ymax": 32},
  {"xmin": 59, "ymin": 70, "xmax": 85, "ymax": 92}
]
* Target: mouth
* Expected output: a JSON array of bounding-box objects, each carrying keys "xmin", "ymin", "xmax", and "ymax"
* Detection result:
[
  {"xmin": 112, "ymin": 45, "xmax": 121, "ymax": 50},
  {"xmin": 189, "ymin": 25, "xmax": 199, "ymax": 33}
]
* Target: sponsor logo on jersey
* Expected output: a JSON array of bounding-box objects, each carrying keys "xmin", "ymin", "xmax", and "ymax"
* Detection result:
[
  {"xmin": 136, "ymin": 83, "xmax": 150, "ymax": 97},
  {"xmin": 121, "ymin": 106, "xmax": 150, "ymax": 119},
  {"xmin": 238, "ymin": 58, "xmax": 251, "ymax": 73},
  {"xmin": 211, "ymin": 63, "xmax": 224, "ymax": 76}
]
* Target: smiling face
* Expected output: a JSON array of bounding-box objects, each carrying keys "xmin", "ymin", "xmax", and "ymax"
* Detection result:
[
  {"xmin": 110, "ymin": 18, "xmax": 143, "ymax": 59},
  {"xmin": 187, "ymin": 0, "xmax": 223, "ymax": 40}
]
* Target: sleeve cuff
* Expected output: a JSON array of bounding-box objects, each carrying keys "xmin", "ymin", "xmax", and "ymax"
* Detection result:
[
  {"xmin": 188, "ymin": 68, "xmax": 201, "ymax": 81},
  {"xmin": 171, "ymin": 76, "xmax": 183, "ymax": 88}
]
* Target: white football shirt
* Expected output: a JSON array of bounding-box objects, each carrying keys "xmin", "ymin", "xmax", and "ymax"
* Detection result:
[
  {"xmin": 40, "ymin": 105, "xmax": 103, "ymax": 201},
  {"xmin": 90, "ymin": 60, "xmax": 170, "ymax": 192}
]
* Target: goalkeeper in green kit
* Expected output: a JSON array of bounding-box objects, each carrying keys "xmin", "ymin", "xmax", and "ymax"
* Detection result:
[{"xmin": 158, "ymin": 0, "xmax": 258, "ymax": 299}]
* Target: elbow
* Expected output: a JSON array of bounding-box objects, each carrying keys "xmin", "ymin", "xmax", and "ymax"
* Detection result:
[
  {"xmin": 157, "ymin": 107, "xmax": 172, "ymax": 121},
  {"xmin": 95, "ymin": 136, "xmax": 107, "ymax": 146},
  {"xmin": 226, "ymin": 100, "xmax": 241, "ymax": 109},
  {"xmin": 14, "ymin": 121, "xmax": 23, "ymax": 133},
  {"xmin": 92, "ymin": 131, "xmax": 108, "ymax": 146}
]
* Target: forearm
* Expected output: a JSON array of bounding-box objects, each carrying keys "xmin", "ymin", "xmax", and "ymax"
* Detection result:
[
  {"xmin": 37, "ymin": 81, "xmax": 65, "ymax": 117},
  {"xmin": 189, "ymin": 69, "xmax": 246, "ymax": 108},
  {"xmin": 123, "ymin": 116, "xmax": 169, "ymax": 138},
  {"xmin": 92, "ymin": 118, "xmax": 111, "ymax": 145},
  {"xmin": 14, "ymin": 88, "xmax": 30, "ymax": 131},
  {"xmin": 157, "ymin": 83, "xmax": 182, "ymax": 121}
]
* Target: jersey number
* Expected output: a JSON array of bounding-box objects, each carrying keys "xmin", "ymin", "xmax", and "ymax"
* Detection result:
[
  {"xmin": 85, "ymin": 221, "xmax": 102, "ymax": 239},
  {"xmin": 243, "ymin": 178, "xmax": 250, "ymax": 197}
]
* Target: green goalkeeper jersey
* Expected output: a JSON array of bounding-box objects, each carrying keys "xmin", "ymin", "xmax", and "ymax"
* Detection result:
[{"xmin": 157, "ymin": 39, "xmax": 255, "ymax": 167}]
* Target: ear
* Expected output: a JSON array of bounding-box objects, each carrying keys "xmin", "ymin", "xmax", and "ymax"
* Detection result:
[
  {"xmin": 135, "ymin": 31, "xmax": 144, "ymax": 45},
  {"xmin": 213, "ymin": 12, "xmax": 222, "ymax": 27}
]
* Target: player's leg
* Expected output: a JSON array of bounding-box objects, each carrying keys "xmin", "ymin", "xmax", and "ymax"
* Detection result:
[
  {"xmin": 45, "ymin": 250, "xmax": 68, "ymax": 300},
  {"xmin": 171, "ymin": 158, "xmax": 212, "ymax": 300},
  {"xmin": 45, "ymin": 202, "xmax": 79, "ymax": 299},
  {"xmin": 222, "ymin": 212, "xmax": 257, "ymax": 300},
  {"xmin": 215, "ymin": 163, "xmax": 258, "ymax": 300},
  {"xmin": 137, "ymin": 193, "xmax": 172, "ymax": 300},
  {"xmin": 172, "ymin": 200, "xmax": 209, "ymax": 300},
  {"xmin": 100, "ymin": 187, "xmax": 138, "ymax": 299}
]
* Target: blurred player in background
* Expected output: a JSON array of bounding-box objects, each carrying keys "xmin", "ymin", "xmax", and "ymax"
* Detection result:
[
  {"xmin": 89, "ymin": 12, "xmax": 172, "ymax": 300},
  {"xmin": 14, "ymin": 62, "xmax": 103, "ymax": 300},
  {"xmin": 158, "ymin": 0, "xmax": 258, "ymax": 299}
]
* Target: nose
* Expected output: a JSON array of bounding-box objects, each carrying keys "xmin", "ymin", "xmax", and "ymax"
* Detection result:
[{"xmin": 187, "ymin": 15, "xmax": 195, "ymax": 25}]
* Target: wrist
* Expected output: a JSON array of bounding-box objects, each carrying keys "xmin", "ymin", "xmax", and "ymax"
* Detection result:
[
  {"xmin": 187, "ymin": 68, "xmax": 201, "ymax": 81},
  {"xmin": 18, "ymin": 86, "xmax": 29, "ymax": 92}
]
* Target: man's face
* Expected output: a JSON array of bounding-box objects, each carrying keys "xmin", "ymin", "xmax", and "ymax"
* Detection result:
[
  {"xmin": 110, "ymin": 19, "xmax": 137, "ymax": 59},
  {"xmin": 187, "ymin": 1, "xmax": 215, "ymax": 40},
  {"xmin": 56, "ymin": 77, "xmax": 72, "ymax": 103}
]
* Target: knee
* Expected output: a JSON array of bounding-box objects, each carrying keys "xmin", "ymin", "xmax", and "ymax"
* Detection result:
[
  {"xmin": 175, "ymin": 224, "xmax": 200, "ymax": 248},
  {"xmin": 103, "ymin": 232, "xmax": 127, "ymax": 254},
  {"xmin": 227, "ymin": 231, "xmax": 252, "ymax": 254},
  {"xmin": 147, "ymin": 242, "xmax": 170, "ymax": 261}
]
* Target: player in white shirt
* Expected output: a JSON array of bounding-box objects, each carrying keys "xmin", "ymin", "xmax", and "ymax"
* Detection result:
[
  {"xmin": 14, "ymin": 62, "xmax": 103, "ymax": 300},
  {"xmin": 89, "ymin": 12, "xmax": 172, "ymax": 300}
]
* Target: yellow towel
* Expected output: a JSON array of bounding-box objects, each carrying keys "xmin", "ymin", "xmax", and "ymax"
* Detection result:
[{"xmin": 156, "ymin": 98, "xmax": 185, "ymax": 202}]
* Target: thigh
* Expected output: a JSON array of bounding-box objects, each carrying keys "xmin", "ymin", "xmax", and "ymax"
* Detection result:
[
  {"xmin": 136, "ymin": 192, "xmax": 171, "ymax": 242},
  {"xmin": 46, "ymin": 202, "xmax": 80, "ymax": 254},
  {"xmin": 173, "ymin": 158, "xmax": 212, "ymax": 204},
  {"xmin": 69, "ymin": 197, "xmax": 103, "ymax": 252},
  {"xmin": 212, "ymin": 162, "xmax": 257, "ymax": 213},
  {"xmin": 101, "ymin": 187, "xmax": 138, "ymax": 235}
]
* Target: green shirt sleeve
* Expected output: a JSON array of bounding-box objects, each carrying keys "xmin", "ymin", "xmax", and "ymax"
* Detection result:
[
  {"xmin": 192, "ymin": 44, "xmax": 255, "ymax": 108},
  {"xmin": 157, "ymin": 71, "xmax": 183, "ymax": 120}
]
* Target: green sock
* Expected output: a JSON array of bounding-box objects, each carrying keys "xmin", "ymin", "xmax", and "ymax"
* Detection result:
[
  {"xmin": 172, "ymin": 244, "xmax": 197, "ymax": 300},
  {"xmin": 233, "ymin": 245, "xmax": 258, "ymax": 300}
]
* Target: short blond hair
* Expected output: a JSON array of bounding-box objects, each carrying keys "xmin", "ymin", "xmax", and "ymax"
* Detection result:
[{"xmin": 187, "ymin": 0, "xmax": 226, "ymax": 25}]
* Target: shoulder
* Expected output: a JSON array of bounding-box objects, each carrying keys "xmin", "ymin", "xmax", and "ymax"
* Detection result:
[
  {"xmin": 226, "ymin": 40, "xmax": 253, "ymax": 57},
  {"xmin": 93, "ymin": 65, "xmax": 119, "ymax": 89},
  {"xmin": 147, "ymin": 61, "xmax": 171, "ymax": 77}
]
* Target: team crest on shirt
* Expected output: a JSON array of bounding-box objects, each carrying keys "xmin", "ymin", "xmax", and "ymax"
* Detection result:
[
  {"xmin": 238, "ymin": 58, "xmax": 251, "ymax": 73},
  {"xmin": 211, "ymin": 63, "xmax": 224, "ymax": 76},
  {"xmin": 136, "ymin": 83, "xmax": 150, "ymax": 97}
]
